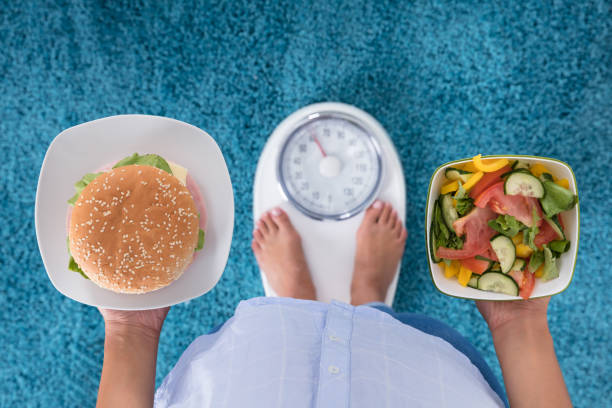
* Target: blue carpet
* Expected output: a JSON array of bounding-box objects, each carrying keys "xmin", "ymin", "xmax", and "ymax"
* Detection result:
[{"xmin": 1, "ymin": 0, "xmax": 610, "ymax": 406}]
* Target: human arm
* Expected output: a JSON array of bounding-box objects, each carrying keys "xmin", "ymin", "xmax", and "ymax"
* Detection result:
[
  {"xmin": 476, "ymin": 297, "xmax": 571, "ymax": 408},
  {"xmin": 96, "ymin": 307, "xmax": 169, "ymax": 408}
]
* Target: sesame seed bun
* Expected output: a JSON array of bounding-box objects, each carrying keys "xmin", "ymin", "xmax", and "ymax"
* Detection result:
[{"xmin": 68, "ymin": 165, "xmax": 200, "ymax": 294}]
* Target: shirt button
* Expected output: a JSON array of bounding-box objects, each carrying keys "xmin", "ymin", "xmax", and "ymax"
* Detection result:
[
  {"xmin": 328, "ymin": 365, "xmax": 340, "ymax": 374},
  {"xmin": 329, "ymin": 335, "xmax": 340, "ymax": 342}
]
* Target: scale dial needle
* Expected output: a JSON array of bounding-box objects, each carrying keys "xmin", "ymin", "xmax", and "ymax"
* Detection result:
[{"xmin": 313, "ymin": 135, "xmax": 327, "ymax": 157}]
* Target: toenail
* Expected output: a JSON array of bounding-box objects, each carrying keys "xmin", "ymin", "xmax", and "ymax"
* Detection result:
[
  {"xmin": 271, "ymin": 208, "xmax": 281, "ymax": 216},
  {"xmin": 373, "ymin": 200, "xmax": 382, "ymax": 209}
]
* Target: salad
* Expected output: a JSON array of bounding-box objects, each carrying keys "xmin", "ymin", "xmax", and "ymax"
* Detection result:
[{"xmin": 429, "ymin": 155, "xmax": 577, "ymax": 299}]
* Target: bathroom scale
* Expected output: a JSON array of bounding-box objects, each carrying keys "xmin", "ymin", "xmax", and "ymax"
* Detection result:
[{"xmin": 253, "ymin": 102, "xmax": 405, "ymax": 305}]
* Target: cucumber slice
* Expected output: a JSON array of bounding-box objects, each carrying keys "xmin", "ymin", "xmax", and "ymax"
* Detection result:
[
  {"xmin": 477, "ymin": 272, "xmax": 519, "ymax": 296},
  {"xmin": 440, "ymin": 194, "xmax": 458, "ymax": 233},
  {"xmin": 544, "ymin": 217, "xmax": 565, "ymax": 240},
  {"xmin": 445, "ymin": 167, "xmax": 473, "ymax": 183},
  {"xmin": 501, "ymin": 168, "xmax": 532, "ymax": 179},
  {"xmin": 429, "ymin": 200, "xmax": 443, "ymax": 263},
  {"xmin": 540, "ymin": 173, "xmax": 554, "ymax": 182},
  {"xmin": 504, "ymin": 172, "xmax": 544, "ymax": 198},
  {"xmin": 488, "ymin": 262, "xmax": 502, "ymax": 273},
  {"xmin": 429, "ymin": 219, "xmax": 442, "ymax": 263},
  {"xmin": 490, "ymin": 235, "xmax": 516, "ymax": 274},
  {"xmin": 510, "ymin": 258, "xmax": 525, "ymax": 273},
  {"xmin": 512, "ymin": 160, "xmax": 530, "ymax": 170},
  {"xmin": 467, "ymin": 275, "xmax": 479, "ymax": 289}
]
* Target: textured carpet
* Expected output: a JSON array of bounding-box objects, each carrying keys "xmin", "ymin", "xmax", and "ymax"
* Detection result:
[{"xmin": 1, "ymin": 0, "xmax": 610, "ymax": 406}]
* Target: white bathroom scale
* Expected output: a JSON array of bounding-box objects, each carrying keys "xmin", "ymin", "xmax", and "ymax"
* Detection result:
[{"xmin": 253, "ymin": 102, "xmax": 405, "ymax": 305}]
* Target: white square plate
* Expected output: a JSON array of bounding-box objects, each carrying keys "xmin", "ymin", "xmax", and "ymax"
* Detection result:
[
  {"xmin": 425, "ymin": 155, "xmax": 579, "ymax": 300},
  {"xmin": 35, "ymin": 115, "xmax": 234, "ymax": 310}
]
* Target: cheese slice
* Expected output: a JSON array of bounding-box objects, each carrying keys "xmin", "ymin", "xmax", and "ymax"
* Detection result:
[{"xmin": 168, "ymin": 161, "xmax": 188, "ymax": 186}]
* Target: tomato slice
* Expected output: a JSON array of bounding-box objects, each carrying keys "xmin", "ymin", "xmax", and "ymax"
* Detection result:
[
  {"xmin": 474, "ymin": 182, "xmax": 542, "ymax": 227},
  {"xmin": 460, "ymin": 257, "xmax": 489, "ymax": 275},
  {"xmin": 469, "ymin": 165, "xmax": 512, "ymax": 199},
  {"xmin": 474, "ymin": 181, "xmax": 504, "ymax": 208},
  {"xmin": 436, "ymin": 207, "xmax": 497, "ymax": 260},
  {"xmin": 534, "ymin": 219, "xmax": 558, "ymax": 248},
  {"xmin": 519, "ymin": 271, "xmax": 535, "ymax": 299},
  {"xmin": 483, "ymin": 245, "xmax": 499, "ymax": 262},
  {"xmin": 508, "ymin": 268, "xmax": 536, "ymax": 299}
]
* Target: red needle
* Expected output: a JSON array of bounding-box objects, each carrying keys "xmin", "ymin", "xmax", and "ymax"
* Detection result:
[{"xmin": 313, "ymin": 135, "xmax": 327, "ymax": 157}]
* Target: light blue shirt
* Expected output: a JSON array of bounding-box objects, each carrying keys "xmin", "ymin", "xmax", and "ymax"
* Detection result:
[{"xmin": 155, "ymin": 297, "xmax": 503, "ymax": 407}]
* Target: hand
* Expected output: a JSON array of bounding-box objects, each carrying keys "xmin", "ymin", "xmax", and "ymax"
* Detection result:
[
  {"xmin": 99, "ymin": 307, "xmax": 170, "ymax": 338},
  {"xmin": 476, "ymin": 296, "xmax": 550, "ymax": 333}
]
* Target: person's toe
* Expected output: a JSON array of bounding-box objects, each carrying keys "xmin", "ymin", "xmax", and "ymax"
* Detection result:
[
  {"xmin": 389, "ymin": 210, "xmax": 400, "ymax": 229},
  {"xmin": 253, "ymin": 228, "xmax": 265, "ymax": 245},
  {"xmin": 256, "ymin": 217, "xmax": 269, "ymax": 234},
  {"xmin": 399, "ymin": 226, "xmax": 408, "ymax": 242},
  {"xmin": 393, "ymin": 221, "xmax": 403, "ymax": 239},
  {"xmin": 380, "ymin": 203, "xmax": 392, "ymax": 224},
  {"xmin": 251, "ymin": 239, "xmax": 261, "ymax": 253},
  {"xmin": 261, "ymin": 213, "xmax": 278, "ymax": 233},
  {"xmin": 270, "ymin": 207, "xmax": 291, "ymax": 229},
  {"xmin": 364, "ymin": 200, "xmax": 384, "ymax": 223}
]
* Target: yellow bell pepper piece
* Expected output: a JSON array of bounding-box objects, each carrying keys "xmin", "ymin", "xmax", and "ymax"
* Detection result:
[
  {"xmin": 512, "ymin": 232, "xmax": 524, "ymax": 246},
  {"xmin": 444, "ymin": 260, "xmax": 460, "ymax": 278},
  {"xmin": 472, "ymin": 154, "xmax": 510, "ymax": 172},
  {"xmin": 530, "ymin": 163, "xmax": 551, "ymax": 178},
  {"xmin": 461, "ymin": 161, "xmax": 478, "ymax": 172},
  {"xmin": 554, "ymin": 178, "xmax": 570, "ymax": 189},
  {"xmin": 441, "ymin": 181, "xmax": 459, "ymax": 194},
  {"xmin": 462, "ymin": 171, "xmax": 484, "ymax": 191},
  {"xmin": 534, "ymin": 265, "xmax": 545, "ymax": 278},
  {"xmin": 516, "ymin": 243, "xmax": 533, "ymax": 258},
  {"xmin": 457, "ymin": 265, "xmax": 473, "ymax": 287}
]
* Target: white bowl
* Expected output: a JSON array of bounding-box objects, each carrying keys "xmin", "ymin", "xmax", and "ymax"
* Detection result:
[
  {"xmin": 35, "ymin": 115, "xmax": 234, "ymax": 310},
  {"xmin": 425, "ymin": 155, "xmax": 579, "ymax": 300}
]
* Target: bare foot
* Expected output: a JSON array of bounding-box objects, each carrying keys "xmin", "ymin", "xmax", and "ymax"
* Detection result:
[
  {"xmin": 351, "ymin": 201, "xmax": 407, "ymax": 305},
  {"xmin": 251, "ymin": 208, "xmax": 316, "ymax": 300}
]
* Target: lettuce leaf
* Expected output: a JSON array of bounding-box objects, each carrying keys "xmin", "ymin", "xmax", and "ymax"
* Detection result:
[
  {"xmin": 67, "ymin": 172, "xmax": 103, "ymax": 205},
  {"xmin": 488, "ymin": 215, "xmax": 524, "ymax": 237},
  {"xmin": 68, "ymin": 256, "xmax": 89, "ymax": 279},
  {"xmin": 541, "ymin": 245, "xmax": 560, "ymax": 281},
  {"xmin": 66, "ymin": 237, "xmax": 89, "ymax": 279},
  {"xmin": 112, "ymin": 153, "xmax": 173, "ymax": 175},
  {"xmin": 195, "ymin": 229, "xmax": 205, "ymax": 251},
  {"xmin": 523, "ymin": 207, "xmax": 540, "ymax": 251},
  {"xmin": 549, "ymin": 239, "xmax": 570, "ymax": 254},
  {"xmin": 528, "ymin": 250, "xmax": 544, "ymax": 273},
  {"xmin": 453, "ymin": 182, "xmax": 474, "ymax": 216},
  {"xmin": 433, "ymin": 199, "xmax": 463, "ymax": 250},
  {"xmin": 539, "ymin": 180, "xmax": 577, "ymax": 218}
]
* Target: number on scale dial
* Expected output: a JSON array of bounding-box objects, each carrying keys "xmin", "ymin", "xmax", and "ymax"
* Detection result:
[{"xmin": 279, "ymin": 116, "xmax": 382, "ymax": 220}]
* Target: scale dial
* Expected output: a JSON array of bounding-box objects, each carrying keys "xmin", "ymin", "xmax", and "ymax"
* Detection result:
[{"xmin": 278, "ymin": 112, "xmax": 382, "ymax": 220}]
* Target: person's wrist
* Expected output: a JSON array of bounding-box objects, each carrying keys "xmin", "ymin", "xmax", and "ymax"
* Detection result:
[
  {"xmin": 104, "ymin": 321, "xmax": 162, "ymax": 342},
  {"xmin": 490, "ymin": 313, "xmax": 549, "ymax": 341}
]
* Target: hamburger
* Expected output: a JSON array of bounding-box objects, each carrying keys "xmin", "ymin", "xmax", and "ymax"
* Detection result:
[{"xmin": 66, "ymin": 153, "xmax": 206, "ymax": 294}]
